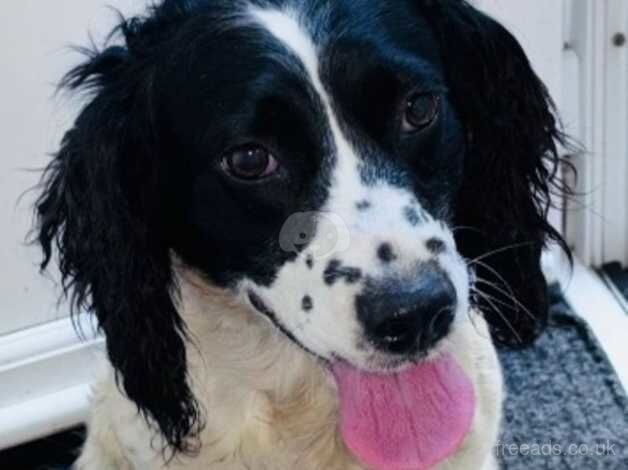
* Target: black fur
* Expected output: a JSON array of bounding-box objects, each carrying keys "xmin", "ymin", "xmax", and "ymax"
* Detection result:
[
  {"xmin": 419, "ymin": 0, "xmax": 573, "ymax": 347},
  {"xmin": 34, "ymin": 0, "xmax": 571, "ymax": 456},
  {"xmin": 323, "ymin": 260, "xmax": 363, "ymax": 286},
  {"xmin": 36, "ymin": 4, "xmax": 207, "ymax": 455}
]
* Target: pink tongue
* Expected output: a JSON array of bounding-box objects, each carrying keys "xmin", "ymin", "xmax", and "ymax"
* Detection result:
[{"xmin": 332, "ymin": 355, "xmax": 475, "ymax": 470}]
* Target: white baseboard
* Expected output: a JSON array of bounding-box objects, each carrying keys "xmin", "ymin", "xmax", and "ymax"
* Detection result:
[
  {"xmin": 0, "ymin": 384, "xmax": 91, "ymax": 450},
  {"xmin": 0, "ymin": 315, "xmax": 104, "ymax": 450}
]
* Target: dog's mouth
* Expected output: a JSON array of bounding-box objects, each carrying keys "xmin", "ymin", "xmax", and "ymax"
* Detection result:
[
  {"xmin": 329, "ymin": 355, "xmax": 476, "ymax": 470},
  {"xmin": 247, "ymin": 288, "xmax": 476, "ymax": 469}
]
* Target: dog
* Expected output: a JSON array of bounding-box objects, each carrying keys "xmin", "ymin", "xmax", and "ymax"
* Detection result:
[{"xmin": 35, "ymin": 1, "xmax": 569, "ymax": 469}]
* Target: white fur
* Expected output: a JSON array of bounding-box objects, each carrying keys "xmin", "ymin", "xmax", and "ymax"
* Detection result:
[
  {"xmin": 76, "ymin": 270, "xmax": 503, "ymax": 470},
  {"xmin": 244, "ymin": 6, "xmax": 469, "ymax": 371}
]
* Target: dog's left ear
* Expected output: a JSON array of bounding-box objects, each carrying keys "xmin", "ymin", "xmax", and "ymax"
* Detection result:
[{"xmin": 420, "ymin": 1, "xmax": 571, "ymax": 346}]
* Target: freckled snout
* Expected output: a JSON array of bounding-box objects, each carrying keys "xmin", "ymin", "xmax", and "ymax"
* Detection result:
[{"xmin": 356, "ymin": 267, "xmax": 457, "ymax": 355}]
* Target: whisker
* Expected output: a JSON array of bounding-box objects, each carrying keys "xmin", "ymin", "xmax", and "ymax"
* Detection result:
[
  {"xmin": 469, "ymin": 241, "xmax": 535, "ymax": 264},
  {"xmin": 466, "ymin": 294, "xmax": 497, "ymax": 341},
  {"xmin": 473, "ymin": 289, "xmax": 523, "ymax": 344},
  {"xmin": 467, "ymin": 253, "xmax": 538, "ymax": 324},
  {"xmin": 466, "ymin": 258, "xmax": 517, "ymax": 301},
  {"xmin": 471, "ymin": 287, "xmax": 517, "ymax": 312},
  {"xmin": 475, "ymin": 278, "xmax": 537, "ymax": 322}
]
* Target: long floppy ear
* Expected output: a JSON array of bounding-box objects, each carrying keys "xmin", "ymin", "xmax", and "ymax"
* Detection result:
[
  {"xmin": 35, "ymin": 43, "xmax": 202, "ymax": 453},
  {"xmin": 420, "ymin": 1, "xmax": 571, "ymax": 347}
]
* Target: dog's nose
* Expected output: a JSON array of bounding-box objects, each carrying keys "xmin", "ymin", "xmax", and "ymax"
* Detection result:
[{"xmin": 357, "ymin": 269, "xmax": 457, "ymax": 355}]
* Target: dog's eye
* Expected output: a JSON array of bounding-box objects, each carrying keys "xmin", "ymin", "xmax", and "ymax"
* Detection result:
[
  {"xmin": 402, "ymin": 93, "xmax": 440, "ymax": 133},
  {"xmin": 222, "ymin": 144, "xmax": 279, "ymax": 181}
]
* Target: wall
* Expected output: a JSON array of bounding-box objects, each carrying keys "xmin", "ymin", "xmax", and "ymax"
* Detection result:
[
  {"xmin": 0, "ymin": 0, "xmax": 142, "ymax": 335},
  {"xmin": 476, "ymin": 0, "xmax": 566, "ymax": 107}
]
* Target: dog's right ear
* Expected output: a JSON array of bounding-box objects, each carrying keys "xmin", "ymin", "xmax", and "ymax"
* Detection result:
[{"xmin": 35, "ymin": 42, "xmax": 202, "ymax": 454}]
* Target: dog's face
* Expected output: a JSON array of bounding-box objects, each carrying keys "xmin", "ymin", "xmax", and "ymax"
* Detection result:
[
  {"xmin": 165, "ymin": 2, "xmax": 468, "ymax": 370},
  {"xmin": 36, "ymin": 0, "xmax": 569, "ymax": 453}
]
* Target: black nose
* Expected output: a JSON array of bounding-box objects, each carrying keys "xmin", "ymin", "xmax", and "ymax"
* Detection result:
[{"xmin": 357, "ymin": 269, "xmax": 457, "ymax": 355}]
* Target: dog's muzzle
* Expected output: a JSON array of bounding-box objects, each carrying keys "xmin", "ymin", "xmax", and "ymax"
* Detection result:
[{"xmin": 356, "ymin": 265, "xmax": 457, "ymax": 355}]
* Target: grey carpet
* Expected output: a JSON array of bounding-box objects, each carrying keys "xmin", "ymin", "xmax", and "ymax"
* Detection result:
[{"xmin": 498, "ymin": 295, "xmax": 628, "ymax": 469}]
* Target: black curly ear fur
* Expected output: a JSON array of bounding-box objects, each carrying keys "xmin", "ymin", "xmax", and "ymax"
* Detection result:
[
  {"xmin": 35, "ymin": 9, "xmax": 203, "ymax": 455},
  {"xmin": 420, "ymin": 0, "xmax": 572, "ymax": 347}
]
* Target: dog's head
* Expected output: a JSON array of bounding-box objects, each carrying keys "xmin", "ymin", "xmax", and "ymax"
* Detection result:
[{"xmin": 36, "ymin": 0, "xmax": 568, "ymax": 454}]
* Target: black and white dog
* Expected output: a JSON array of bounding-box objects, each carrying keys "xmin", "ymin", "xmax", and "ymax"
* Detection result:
[{"xmin": 35, "ymin": 1, "xmax": 569, "ymax": 469}]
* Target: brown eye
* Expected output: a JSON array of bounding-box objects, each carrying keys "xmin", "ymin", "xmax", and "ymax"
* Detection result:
[
  {"xmin": 222, "ymin": 144, "xmax": 279, "ymax": 181},
  {"xmin": 402, "ymin": 93, "xmax": 440, "ymax": 133}
]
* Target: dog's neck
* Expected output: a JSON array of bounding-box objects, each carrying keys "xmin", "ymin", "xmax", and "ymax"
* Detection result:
[{"xmin": 175, "ymin": 268, "xmax": 362, "ymax": 469}]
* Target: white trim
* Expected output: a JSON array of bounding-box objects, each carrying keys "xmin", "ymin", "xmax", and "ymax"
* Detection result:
[
  {"xmin": 0, "ymin": 314, "xmax": 99, "ymax": 369},
  {"xmin": 603, "ymin": 0, "xmax": 628, "ymax": 263},
  {"xmin": 565, "ymin": 0, "xmax": 628, "ymax": 266},
  {"xmin": 564, "ymin": 0, "xmax": 605, "ymax": 265},
  {"xmin": 0, "ymin": 315, "xmax": 104, "ymax": 450}
]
